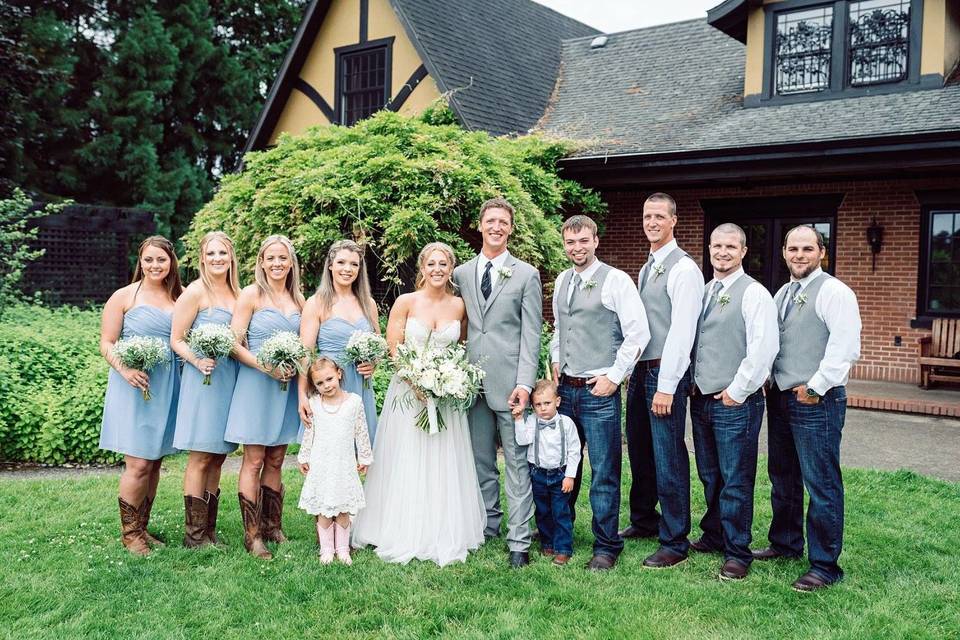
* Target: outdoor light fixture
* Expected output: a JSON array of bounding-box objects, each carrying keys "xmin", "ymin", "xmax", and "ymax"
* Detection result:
[{"xmin": 866, "ymin": 217, "xmax": 884, "ymax": 272}]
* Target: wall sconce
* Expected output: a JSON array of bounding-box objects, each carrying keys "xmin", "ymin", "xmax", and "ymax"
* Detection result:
[{"xmin": 866, "ymin": 217, "xmax": 884, "ymax": 272}]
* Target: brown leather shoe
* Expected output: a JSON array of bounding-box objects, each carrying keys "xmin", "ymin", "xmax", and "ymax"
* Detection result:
[
  {"xmin": 618, "ymin": 524, "xmax": 658, "ymax": 539},
  {"xmin": 585, "ymin": 554, "xmax": 617, "ymax": 571},
  {"xmin": 119, "ymin": 497, "xmax": 151, "ymax": 556},
  {"xmin": 792, "ymin": 571, "xmax": 833, "ymax": 592},
  {"xmin": 183, "ymin": 495, "xmax": 210, "ymax": 548},
  {"xmin": 540, "ymin": 547, "xmax": 555, "ymax": 557},
  {"xmin": 719, "ymin": 559, "xmax": 749, "ymax": 581},
  {"xmin": 139, "ymin": 496, "xmax": 165, "ymax": 547},
  {"xmin": 260, "ymin": 484, "xmax": 288, "ymax": 543},
  {"xmin": 204, "ymin": 489, "xmax": 221, "ymax": 545},
  {"xmin": 552, "ymin": 554, "xmax": 571, "ymax": 566},
  {"xmin": 238, "ymin": 492, "xmax": 272, "ymax": 559},
  {"xmin": 690, "ymin": 537, "xmax": 722, "ymax": 554},
  {"xmin": 642, "ymin": 547, "xmax": 687, "ymax": 569},
  {"xmin": 752, "ymin": 546, "xmax": 801, "ymax": 561}
]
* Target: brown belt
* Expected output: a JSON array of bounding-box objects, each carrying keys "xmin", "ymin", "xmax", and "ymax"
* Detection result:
[
  {"xmin": 635, "ymin": 358, "xmax": 661, "ymax": 371},
  {"xmin": 559, "ymin": 374, "xmax": 591, "ymax": 388}
]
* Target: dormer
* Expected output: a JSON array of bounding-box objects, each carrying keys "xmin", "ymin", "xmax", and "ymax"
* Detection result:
[{"xmin": 708, "ymin": 0, "xmax": 960, "ymax": 106}]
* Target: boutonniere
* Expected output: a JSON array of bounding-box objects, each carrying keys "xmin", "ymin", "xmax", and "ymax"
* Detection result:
[
  {"xmin": 793, "ymin": 292, "xmax": 808, "ymax": 307},
  {"xmin": 717, "ymin": 293, "xmax": 731, "ymax": 309},
  {"xmin": 583, "ymin": 279, "xmax": 598, "ymax": 294},
  {"xmin": 497, "ymin": 266, "xmax": 512, "ymax": 279},
  {"xmin": 653, "ymin": 264, "xmax": 666, "ymax": 280}
]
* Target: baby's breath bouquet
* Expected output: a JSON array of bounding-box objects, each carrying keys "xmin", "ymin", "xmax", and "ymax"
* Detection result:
[
  {"xmin": 342, "ymin": 330, "xmax": 389, "ymax": 388},
  {"xmin": 394, "ymin": 341, "xmax": 485, "ymax": 434},
  {"xmin": 113, "ymin": 336, "xmax": 170, "ymax": 401},
  {"xmin": 256, "ymin": 331, "xmax": 308, "ymax": 391},
  {"xmin": 187, "ymin": 323, "xmax": 237, "ymax": 385}
]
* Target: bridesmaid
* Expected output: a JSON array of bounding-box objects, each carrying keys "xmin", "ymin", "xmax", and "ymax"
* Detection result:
[
  {"xmin": 225, "ymin": 234, "xmax": 304, "ymax": 559},
  {"xmin": 171, "ymin": 231, "xmax": 241, "ymax": 548},
  {"xmin": 99, "ymin": 236, "xmax": 183, "ymax": 556},
  {"xmin": 298, "ymin": 240, "xmax": 380, "ymax": 443}
]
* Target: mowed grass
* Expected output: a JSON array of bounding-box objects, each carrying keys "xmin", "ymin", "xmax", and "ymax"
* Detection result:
[{"xmin": 1, "ymin": 456, "xmax": 958, "ymax": 640}]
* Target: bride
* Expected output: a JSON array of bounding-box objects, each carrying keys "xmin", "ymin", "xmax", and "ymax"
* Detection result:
[{"xmin": 352, "ymin": 242, "xmax": 485, "ymax": 566}]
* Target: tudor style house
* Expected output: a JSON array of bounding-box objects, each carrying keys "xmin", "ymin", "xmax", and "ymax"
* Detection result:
[{"xmin": 250, "ymin": 0, "xmax": 960, "ymax": 385}]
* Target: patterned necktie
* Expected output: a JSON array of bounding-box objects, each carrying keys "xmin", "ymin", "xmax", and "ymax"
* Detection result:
[
  {"xmin": 481, "ymin": 261, "xmax": 492, "ymax": 300},
  {"xmin": 702, "ymin": 281, "xmax": 721, "ymax": 320},
  {"xmin": 782, "ymin": 281, "xmax": 802, "ymax": 320}
]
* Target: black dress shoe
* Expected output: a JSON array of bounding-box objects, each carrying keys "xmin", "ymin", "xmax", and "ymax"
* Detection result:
[
  {"xmin": 509, "ymin": 551, "xmax": 530, "ymax": 568},
  {"xmin": 531, "ymin": 529, "xmax": 540, "ymax": 542},
  {"xmin": 585, "ymin": 554, "xmax": 617, "ymax": 571},
  {"xmin": 618, "ymin": 525, "xmax": 658, "ymax": 539},
  {"xmin": 689, "ymin": 537, "xmax": 722, "ymax": 554},
  {"xmin": 642, "ymin": 547, "xmax": 687, "ymax": 569},
  {"xmin": 718, "ymin": 559, "xmax": 749, "ymax": 581},
  {"xmin": 792, "ymin": 571, "xmax": 834, "ymax": 592},
  {"xmin": 752, "ymin": 546, "xmax": 801, "ymax": 561}
]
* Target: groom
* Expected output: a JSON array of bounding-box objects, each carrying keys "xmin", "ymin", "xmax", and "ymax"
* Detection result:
[{"xmin": 453, "ymin": 196, "xmax": 542, "ymax": 568}]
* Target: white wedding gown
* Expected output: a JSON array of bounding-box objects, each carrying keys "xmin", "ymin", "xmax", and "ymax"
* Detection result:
[{"xmin": 352, "ymin": 318, "xmax": 486, "ymax": 566}]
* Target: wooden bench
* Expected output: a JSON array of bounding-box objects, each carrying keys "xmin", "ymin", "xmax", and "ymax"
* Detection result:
[{"xmin": 918, "ymin": 318, "xmax": 960, "ymax": 388}]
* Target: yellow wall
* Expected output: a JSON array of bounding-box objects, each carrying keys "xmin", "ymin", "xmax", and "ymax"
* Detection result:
[
  {"xmin": 744, "ymin": 7, "xmax": 767, "ymax": 96},
  {"xmin": 922, "ymin": 0, "xmax": 947, "ymax": 76},
  {"xmin": 268, "ymin": 0, "xmax": 441, "ymax": 145}
]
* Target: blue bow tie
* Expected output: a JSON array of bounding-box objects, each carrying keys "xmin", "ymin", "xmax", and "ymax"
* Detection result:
[{"xmin": 537, "ymin": 418, "xmax": 558, "ymax": 430}]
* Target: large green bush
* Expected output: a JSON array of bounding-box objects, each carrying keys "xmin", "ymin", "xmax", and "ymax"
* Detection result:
[{"xmin": 183, "ymin": 108, "xmax": 605, "ymax": 291}]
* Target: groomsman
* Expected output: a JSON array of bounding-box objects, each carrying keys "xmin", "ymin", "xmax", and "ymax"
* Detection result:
[
  {"xmin": 754, "ymin": 225, "xmax": 860, "ymax": 592},
  {"xmin": 622, "ymin": 192, "xmax": 704, "ymax": 569},
  {"xmin": 550, "ymin": 214, "xmax": 649, "ymax": 571},
  {"xmin": 689, "ymin": 223, "xmax": 778, "ymax": 580},
  {"xmin": 453, "ymin": 197, "xmax": 541, "ymax": 568}
]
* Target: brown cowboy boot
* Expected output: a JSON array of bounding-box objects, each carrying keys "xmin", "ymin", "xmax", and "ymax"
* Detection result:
[
  {"xmin": 260, "ymin": 484, "xmax": 289, "ymax": 543},
  {"xmin": 204, "ymin": 489, "xmax": 221, "ymax": 545},
  {"xmin": 139, "ymin": 496, "xmax": 165, "ymax": 547},
  {"xmin": 183, "ymin": 495, "xmax": 210, "ymax": 548},
  {"xmin": 238, "ymin": 492, "xmax": 272, "ymax": 559},
  {"xmin": 119, "ymin": 497, "xmax": 151, "ymax": 556}
]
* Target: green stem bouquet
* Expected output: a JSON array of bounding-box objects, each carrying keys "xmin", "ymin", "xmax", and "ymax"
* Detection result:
[
  {"xmin": 256, "ymin": 331, "xmax": 308, "ymax": 391},
  {"xmin": 112, "ymin": 336, "xmax": 170, "ymax": 401},
  {"xmin": 343, "ymin": 330, "xmax": 389, "ymax": 389},
  {"xmin": 187, "ymin": 323, "xmax": 236, "ymax": 385}
]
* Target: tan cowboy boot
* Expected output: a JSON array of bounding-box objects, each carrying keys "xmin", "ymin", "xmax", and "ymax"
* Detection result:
[
  {"xmin": 260, "ymin": 484, "xmax": 288, "ymax": 543},
  {"xmin": 238, "ymin": 492, "xmax": 272, "ymax": 559},
  {"xmin": 204, "ymin": 489, "xmax": 221, "ymax": 545},
  {"xmin": 119, "ymin": 497, "xmax": 151, "ymax": 556},
  {"xmin": 183, "ymin": 495, "xmax": 210, "ymax": 548},
  {"xmin": 139, "ymin": 496, "xmax": 165, "ymax": 547}
]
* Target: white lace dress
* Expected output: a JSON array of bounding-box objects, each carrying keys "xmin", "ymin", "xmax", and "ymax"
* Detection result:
[
  {"xmin": 352, "ymin": 318, "xmax": 486, "ymax": 566},
  {"xmin": 297, "ymin": 392, "xmax": 373, "ymax": 517}
]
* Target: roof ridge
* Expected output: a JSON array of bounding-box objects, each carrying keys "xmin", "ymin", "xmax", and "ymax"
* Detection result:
[{"xmin": 561, "ymin": 16, "xmax": 709, "ymax": 44}]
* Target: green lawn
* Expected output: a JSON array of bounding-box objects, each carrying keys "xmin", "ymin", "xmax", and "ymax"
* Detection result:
[{"xmin": 1, "ymin": 457, "xmax": 958, "ymax": 639}]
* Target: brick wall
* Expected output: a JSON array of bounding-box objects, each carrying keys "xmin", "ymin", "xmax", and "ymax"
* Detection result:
[{"xmin": 593, "ymin": 177, "xmax": 960, "ymax": 384}]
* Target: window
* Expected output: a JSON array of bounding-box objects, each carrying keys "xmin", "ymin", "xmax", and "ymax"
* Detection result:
[
  {"xmin": 334, "ymin": 38, "xmax": 393, "ymax": 126},
  {"xmin": 921, "ymin": 207, "xmax": 960, "ymax": 315},
  {"xmin": 848, "ymin": 0, "xmax": 911, "ymax": 86},
  {"xmin": 775, "ymin": 6, "xmax": 834, "ymax": 95}
]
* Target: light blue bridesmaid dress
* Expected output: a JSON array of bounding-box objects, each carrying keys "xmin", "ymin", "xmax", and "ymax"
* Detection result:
[
  {"xmin": 173, "ymin": 307, "xmax": 239, "ymax": 454},
  {"xmin": 316, "ymin": 316, "xmax": 378, "ymax": 442},
  {"xmin": 224, "ymin": 308, "xmax": 301, "ymax": 446},
  {"xmin": 99, "ymin": 305, "xmax": 180, "ymax": 460}
]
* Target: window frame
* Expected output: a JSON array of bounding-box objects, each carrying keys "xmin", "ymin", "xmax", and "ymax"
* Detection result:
[
  {"xmin": 759, "ymin": 0, "xmax": 925, "ymax": 105},
  {"xmin": 916, "ymin": 189, "xmax": 960, "ymax": 322},
  {"xmin": 333, "ymin": 37, "xmax": 394, "ymax": 127}
]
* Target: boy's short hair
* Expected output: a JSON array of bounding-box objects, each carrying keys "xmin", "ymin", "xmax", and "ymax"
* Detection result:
[{"xmin": 531, "ymin": 379, "xmax": 559, "ymax": 401}]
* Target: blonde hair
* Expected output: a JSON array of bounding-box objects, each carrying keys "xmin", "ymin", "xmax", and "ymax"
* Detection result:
[
  {"xmin": 198, "ymin": 231, "xmax": 240, "ymax": 306},
  {"xmin": 308, "ymin": 356, "xmax": 342, "ymax": 396},
  {"xmin": 132, "ymin": 235, "xmax": 183, "ymax": 301},
  {"xmin": 414, "ymin": 242, "xmax": 457, "ymax": 295},
  {"xmin": 254, "ymin": 235, "xmax": 305, "ymax": 310},
  {"xmin": 531, "ymin": 379, "xmax": 559, "ymax": 401},
  {"xmin": 315, "ymin": 240, "xmax": 377, "ymax": 328}
]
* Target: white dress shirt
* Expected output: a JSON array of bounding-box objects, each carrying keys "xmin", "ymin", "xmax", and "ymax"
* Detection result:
[
  {"xmin": 704, "ymin": 267, "xmax": 780, "ymax": 403},
  {"xmin": 476, "ymin": 250, "xmax": 510, "ymax": 292},
  {"xmin": 639, "ymin": 239, "xmax": 704, "ymax": 394},
  {"xmin": 549, "ymin": 258, "xmax": 651, "ymax": 384},
  {"xmin": 514, "ymin": 412, "xmax": 581, "ymax": 477},
  {"xmin": 777, "ymin": 268, "xmax": 861, "ymax": 395}
]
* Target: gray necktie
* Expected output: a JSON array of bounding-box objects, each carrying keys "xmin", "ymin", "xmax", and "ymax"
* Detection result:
[
  {"xmin": 537, "ymin": 418, "xmax": 558, "ymax": 430},
  {"xmin": 702, "ymin": 281, "xmax": 721, "ymax": 320},
  {"xmin": 782, "ymin": 281, "xmax": 802, "ymax": 320},
  {"xmin": 638, "ymin": 257, "xmax": 654, "ymax": 293},
  {"xmin": 569, "ymin": 272, "xmax": 582, "ymax": 304},
  {"xmin": 481, "ymin": 261, "xmax": 492, "ymax": 300}
]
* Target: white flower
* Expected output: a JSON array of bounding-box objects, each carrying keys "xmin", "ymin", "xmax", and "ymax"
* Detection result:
[
  {"xmin": 582, "ymin": 279, "xmax": 598, "ymax": 294},
  {"xmin": 653, "ymin": 264, "xmax": 666, "ymax": 279},
  {"xmin": 793, "ymin": 292, "xmax": 808, "ymax": 307},
  {"xmin": 717, "ymin": 293, "xmax": 731, "ymax": 309},
  {"xmin": 497, "ymin": 266, "xmax": 513, "ymax": 279}
]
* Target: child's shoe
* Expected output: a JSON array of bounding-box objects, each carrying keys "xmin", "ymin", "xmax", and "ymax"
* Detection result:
[
  {"xmin": 334, "ymin": 522, "xmax": 353, "ymax": 565},
  {"xmin": 317, "ymin": 521, "xmax": 335, "ymax": 564}
]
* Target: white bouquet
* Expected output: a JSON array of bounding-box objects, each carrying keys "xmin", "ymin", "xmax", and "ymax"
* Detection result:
[
  {"xmin": 394, "ymin": 340, "xmax": 485, "ymax": 434},
  {"xmin": 342, "ymin": 330, "xmax": 389, "ymax": 388},
  {"xmin": 186, "ymin": 323, "xmax": 236, "ymax": 385},
  {"xmin": 256, "ymin": 331, "xmax": 308, "ymax": 391},
  {"xmin": 112, "ymin": 336, "xmax": 170, "ymax": 401}
]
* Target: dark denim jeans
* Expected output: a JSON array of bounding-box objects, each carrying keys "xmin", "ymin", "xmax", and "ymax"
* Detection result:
[
  {"xmin": 690, "ymin": 389, "xmax": 765, "ymax": 565},
  {"xmin": 623, "ymin": 372, "xmax": 660, "ymax": 534},
  {"xmin": 624, "ymin": 366, "xmax": 691, "ymax": 555},
  {"xmin": 530, "ymin": 464, "xmax": 574, "ymax": 556},
  {"xmin": 766, "ymin": 385, "xmax": 847, "ymax": 583},
  {"xmin": 559, "ymin": 383, "xmax": 623, "ymax": 558}
]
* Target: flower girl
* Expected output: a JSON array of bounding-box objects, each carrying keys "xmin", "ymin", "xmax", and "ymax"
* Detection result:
[{"xmin": 297, "ymin": 356, "xmax": 373, "ymax": 564}]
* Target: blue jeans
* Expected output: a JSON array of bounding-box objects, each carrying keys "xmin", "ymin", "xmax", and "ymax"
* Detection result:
[
  {"xmin": 530, "ymin": 465, "xmax": 574, "ymax": 556},
  {"xmin": 623, "ymin": 372, "xmax": 660, "ymax": 534},
  {"xmin": 766, "ymin": 385, "xmax": 847, "ymax": 583},
  {"xmin": 559, "ymin": 383, "xmax": 623, "ymax": 558},
  {"xmin": 690, "ymin": 389, "xmax": 764, "ymax": 565}
]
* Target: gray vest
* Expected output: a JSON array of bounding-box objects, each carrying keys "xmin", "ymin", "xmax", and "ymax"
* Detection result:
[
  {"xmin": 558, "ymin": 263, "xmax": 622, "ymax": 375},
  {"xmin": 638, "ymin": 247, "xmax": 687, "ymax": 361},
  {"xmin": 692, "ymin": 274, "xmax": 755, "ymax": 395},
  {"xmin": 772, "ymin": 273, "xmax": 832, "ymax": 390}
]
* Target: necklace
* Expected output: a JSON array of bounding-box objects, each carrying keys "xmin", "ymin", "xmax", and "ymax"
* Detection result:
[{"xmin": 318, "ymin": 395, "xmax": 343, "ymax": 414}]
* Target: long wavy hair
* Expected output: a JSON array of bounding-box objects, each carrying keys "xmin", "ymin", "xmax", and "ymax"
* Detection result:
[
  {"xmin": 315, "ymin": 239, "xmax": 377, "ymax": 328},
  {"xmin": 254, "ymin": 234, "xmax": 305, "ymax": 309},
  {"xmin": 198, "ymin": 231, "xmax": 240, "ymax": 306},
  {"xmin": 414, "ymin": 242, "xmax": 457, "ymax": 295},
  {"xmin": 132, "ymin": 235, "xmax": 183, "ymax": 301}
]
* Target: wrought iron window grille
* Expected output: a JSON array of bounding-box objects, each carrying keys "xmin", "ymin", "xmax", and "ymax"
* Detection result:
[
  {"xmin": 848, "ymin": 0, "xmax": 910, "ymax": 86},
  {"xmin": 775, "ymin": 7, "xmax": 834, "ymax": 95}
]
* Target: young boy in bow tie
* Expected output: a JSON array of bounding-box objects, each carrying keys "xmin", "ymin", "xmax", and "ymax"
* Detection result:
[{"xmin": 514, "ymin": 379, "xmax": 581, "ymax": 566}]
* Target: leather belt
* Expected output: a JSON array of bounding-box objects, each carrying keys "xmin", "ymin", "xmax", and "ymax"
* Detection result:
[
  {"xmin": 635, "ymin": 358, "xmax": 661, "ymax": 371},
  {"xmin": 559, "ymin": 374, "xmax": 590, "ymax": 388}
]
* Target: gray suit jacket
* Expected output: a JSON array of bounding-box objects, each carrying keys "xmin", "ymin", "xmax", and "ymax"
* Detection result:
[{"xmin": 453, "ymin": 252, "xmax": 542, "ymax": 412}]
